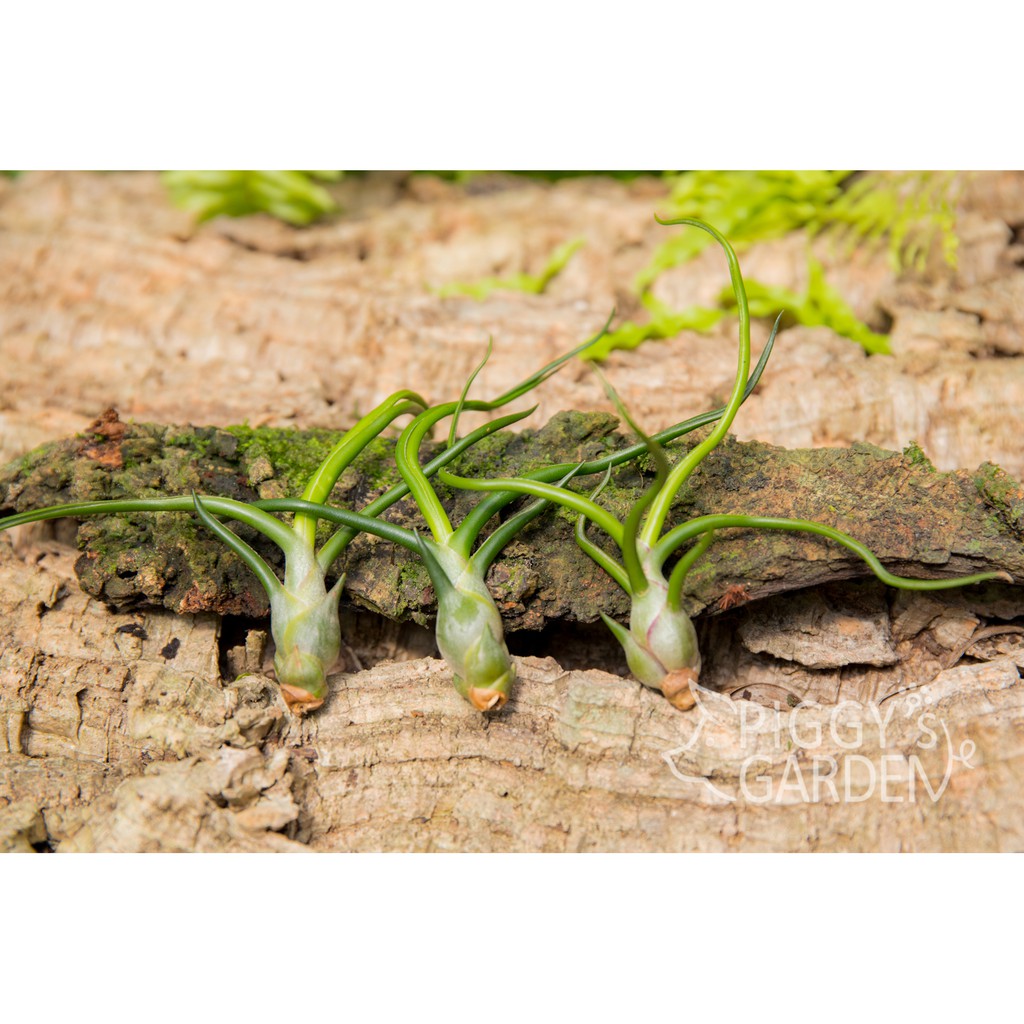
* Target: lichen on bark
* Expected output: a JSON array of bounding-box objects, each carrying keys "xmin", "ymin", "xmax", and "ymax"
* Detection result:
[{"xmin": 2, "ymin": 410, "xmax": 1022, "ymax": 633}]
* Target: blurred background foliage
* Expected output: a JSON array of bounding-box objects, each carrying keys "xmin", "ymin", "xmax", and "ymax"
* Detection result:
[
  {"xmin": 587, "ymin": 170, "xmax": 960, "ymax": 359},
  {"xmin": 1, "ymin": 170, "xmax": 963, "ymax": 357},
  {"xmin": 161, "ymin": 169, "xmax": 343, "ymax": 225}
]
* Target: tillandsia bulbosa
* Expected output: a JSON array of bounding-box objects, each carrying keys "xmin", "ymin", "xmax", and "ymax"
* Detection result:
[
  {"xmin": 441, "ymin": 217, "xmax": 1011, "ymax": 711},
  {"xmin": 252, "ymin": 330, "xmax": 776, "ymax": 712},
  {"xmin": 0, "ymin": 319, "xmax": 618, "ymax": 712},
  {"xmin": 255, "ymin": 330, "xmax": 606, "ymax": 712},
  {"xmin": 0, "ymin": 389, "xmax": 428, "ymax": 711},
  {"xmin": 0, "ymin": 297, "xmax": 775, "ymax": 714}
]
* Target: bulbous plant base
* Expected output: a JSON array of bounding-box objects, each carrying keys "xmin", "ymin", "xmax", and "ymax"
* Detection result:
[
  {"xmin": 279, "ymin": 683, "xmax": 326, "ymax": 714},
  {"xmin": 429, "ymin": 544, "xmax": 519, "ymax": 712},
  {"xmin": 269, "ymin": 565, "xmax": 342, "ymax": 716},
  {"xmin": 661, "ymin": 667, "xmax": 699, "ymax": 711}
]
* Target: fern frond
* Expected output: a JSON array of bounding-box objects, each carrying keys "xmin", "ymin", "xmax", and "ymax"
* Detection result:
[
  {"xmin": 635, "ymin": 171, "xmax": 852, "ymax": 291},
  {"xmin": 724, "ymin": 257, "xmax": 891, "ymax": 355},
  {"xmin": 162, "ymin": 170, "xmax": 340, "ymax": 226},
  {"xmin": 435, "ymin": 238, "xmax": 584, "ymax": 300},
  {"xmin": 811, "ymin": 170, "xmax": 962, "ymax": 271}
]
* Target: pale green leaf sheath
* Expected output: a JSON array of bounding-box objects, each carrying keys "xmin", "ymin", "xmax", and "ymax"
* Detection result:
[{"xmin": 417, "ymin": 538, "xmax": 516, "ymax": 711}]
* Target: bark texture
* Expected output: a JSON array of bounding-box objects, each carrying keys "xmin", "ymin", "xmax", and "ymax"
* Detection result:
[
  {"xmin": 2, "ymin": 171, "xmax": 1024, "ymax": 478},
  {"xmin": 3, "ymin": 414, "xmax": 1023, "ymax": 632},
  {"xmin": 3, "ymin": 539, "xmax": 1024, "ymax": 852},
  {"xmin": 3, "ymin": 171, "xmax": 1024, "ymax": 852}
]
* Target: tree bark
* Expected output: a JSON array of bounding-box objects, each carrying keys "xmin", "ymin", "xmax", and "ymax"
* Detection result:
[
  {"xmin": 4, "ymin": 171, "xmax": 1024, "ymax": 852},
  {"xmin": 3, "ymin": 171, "xmax": 1024, "ymax": 480},
  {"xmin": 3, "ymin": 538, "xmax": 1023, "ymax": 852},
  {"xmin": 3, "ymin": 413, "xmax": 1023, "ymax": 632}
]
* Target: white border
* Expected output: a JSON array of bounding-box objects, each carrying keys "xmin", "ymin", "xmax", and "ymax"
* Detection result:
[{"xmin": 3, "ymin": 3, "xmax": 1016, "ymax": 168}]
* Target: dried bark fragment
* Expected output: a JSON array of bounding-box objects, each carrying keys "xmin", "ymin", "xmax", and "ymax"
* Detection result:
[{"xmin": 2, "ymin": 415, "xmax": 1022, "ymax": 632}]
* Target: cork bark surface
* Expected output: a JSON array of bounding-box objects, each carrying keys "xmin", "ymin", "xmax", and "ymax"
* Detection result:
[
  {"xmin": 2, "ymin": 171, "xmax": 1024, "ymax": 852},
  {"xmin": 4, "ymin": 539, "xmax": 1024, "ymax": 852}
]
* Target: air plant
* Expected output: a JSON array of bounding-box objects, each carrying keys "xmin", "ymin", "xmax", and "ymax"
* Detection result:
[
  {"xmin": 0, "ymin": 389, "xmax": 429, "ymax": 710},
  {"xmin": 440, "ymin": 218, "xmax": 1009, "ymax": 710},
  {"xmin": 252, "ymin": 321, "xmax": 775, "ymax": 711},
  {"xmin": 0, "ymin": 323, "xmax": 614, "ymax": 712},
  {"xmin": 246, "ymin": 313, "xmax": 778, "ymax": 714}
]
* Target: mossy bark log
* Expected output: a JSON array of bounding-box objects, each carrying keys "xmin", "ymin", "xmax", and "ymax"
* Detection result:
[
  {"xmin": 2, "ymin": 409, "xmax": 1022, "ymax": 633},
  {"xmin": 4, "ymin": 418, "xmax": 1024, "ymax": 853}
]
